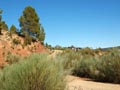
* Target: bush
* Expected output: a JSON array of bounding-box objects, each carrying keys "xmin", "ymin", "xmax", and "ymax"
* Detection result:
[
  {"xmin": 58, "ymin": 50, "xmax": 81, "ymax": 72},
  {"xmin": 12, "ymin": 38, "xmax": 21, "ymax": 45},
  {"xmin": 73, "ymin": 57, "xmax": 98, "ymax": 78},
  {"xmin": 0, "ymin": 54, "xmax": 66, "ymax": 90},
  {"xmin": 73, "ymin": 49, "xmax": 120, "ymax": 83},
  {"xmin": 95, "ymin": 50, "xmax": 120, "ymax": 83},
  {"xmin": 58, "ymin": 48, "xmax": 120, "ymax": 83},
  {"xmin": 5, "ymin": 52, "xmax": 21, "ymax": 65},
  {"xmin": 59, "ymin": 49, "xmax": 95, "ymax": 72},
  {"xmin": 80, "ymin": 47, "xmax": 95, "ymax": 56}
]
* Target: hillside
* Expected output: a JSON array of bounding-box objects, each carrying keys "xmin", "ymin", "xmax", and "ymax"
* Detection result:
[{"xmin": 0, "ymin": 30, "xmax": 47, "ymax": 67}]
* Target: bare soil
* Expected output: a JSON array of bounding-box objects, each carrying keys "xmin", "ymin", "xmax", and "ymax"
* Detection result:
[{"xmin": 66, "ymin": 75, "xmax": 120, "ymax": 90}]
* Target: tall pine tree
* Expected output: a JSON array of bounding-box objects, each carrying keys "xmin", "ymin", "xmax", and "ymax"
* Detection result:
[{"xmin": 19, "ymin": 6, "xmax": 45, "ymax": 44}]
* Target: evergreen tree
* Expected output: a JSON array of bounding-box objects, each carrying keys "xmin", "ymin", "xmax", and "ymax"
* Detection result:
[
  {"xmin": 2, "ymin": 21, "xmax": 8, "ymax": 31},
  {"xmin": 19, "ymin": 6, "xmax": 40, "ymax": 36},
  {"xmin": 45, "ymin": 42, "xmax": 48, "ymax": 48},
  {"xmin": 37, "ymin": 26, "xmax": 45, "ymax": 44},
  {"xmin": 10, "ymin": 25, "xmax": 17, "ymax": 36},
  {"xmin": 19, "ymin": 6, "xmax": 45, "ymax": 45},
  {"xmin": 24, "ymin": 32, "xmax": 32, "ymax": 45},
  {"xmin": 0, "ymin": 9, "xmax": 2, "ymax": 34},
  {"xmin": 0, "ymin": 9, "xmax": 8, "ymax": 33}
]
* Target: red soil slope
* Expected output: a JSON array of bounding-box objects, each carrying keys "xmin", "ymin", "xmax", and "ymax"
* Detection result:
[{"xmin": 0, "ymin": 30, "xmax": 47, "ymax": 67}]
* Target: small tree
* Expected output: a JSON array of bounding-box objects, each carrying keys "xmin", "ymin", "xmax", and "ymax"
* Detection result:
[
  {"xmin": 37, "ymin": 26, "xmax": 45, "ymax": 44},
  {"xmin": 0, "ymin": 9, "xmax": 2, "ymax": 34},
  {"xmin": 2, "ymin": 21, "xmax": 8, "ymax": 31},
  {"xmin": 45, "ymin": 42, "xmax": 49, "ymax": 48},
  {"xmin": 10, "ymin": 25, "xmax": 17, "ymax": 36},
  {"xmin": 0, "ymin": 10, "xmax": 8, "ymax": 33}
]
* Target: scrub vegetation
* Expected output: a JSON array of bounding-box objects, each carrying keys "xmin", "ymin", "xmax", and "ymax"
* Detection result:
[
  {"xmin": 0, "ymin": 54, "xmax": 66, "ymax": 90},
  {"xmin": 57, "ymin": 48, "xmax": 120, "ymax": 83}
]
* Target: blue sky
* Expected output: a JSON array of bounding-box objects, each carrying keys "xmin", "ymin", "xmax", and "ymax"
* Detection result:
[{"xmin": 0, "ymin": 0, "xmax": 120, "ymax": 48}]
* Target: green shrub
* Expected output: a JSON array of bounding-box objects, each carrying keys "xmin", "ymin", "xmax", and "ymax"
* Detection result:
[
  {"xmin": 0, "ymin": 54, "xmax": 66, "ymax": 90},
  {"xmin": 80, "ymin": 47, "xmax": 95, "ymax": 56},
  {"xmin": 73, "ymin": 57, "xmax": 98, "ymax": 78},
  {"xmin": 59, "ymin": 48, "xmax": 120, "ymax": 83},
  {"xmin": 5, "ymin": 52, "xmax": 21, "ymax": 65},
  {"xmin": 96, "ymin": 50, "xmax": 120, "ymax": 83},
  {"xmin": 12, "ymin": 38, "xmax": 21, "ymax": 45},
  {"xmin": 59, "ymin": 49, "xmax": 95, "ymax": 72},
  {"xmin": 73, "ymin": 49, "xmax": 120, "ymax": 83},
  {"xmin": 58, "ymin": 50, "xmax": 81, "ymax": 73}
]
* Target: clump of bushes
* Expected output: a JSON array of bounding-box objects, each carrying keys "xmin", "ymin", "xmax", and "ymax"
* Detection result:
[
  {"xmin": 59, "ymin": 48, "xmax": 120, "ymax": 83},
  {"xmin": 95, "ymin": 50, "xmax": 120, "ymax": 83},
  {"xmin": 73, "ymin": 57, "xmax": 98, "ymax": 78},
  {"xmin": 0, "ymin": 54, "xmax": 66, "ymax": 90},
  {"xmin": 80, "ymin": 47, "xmax": 95, "ymax": 56},
  {"xmin": 59, "ymin": 48, "xmax": 94, "ymax": 71},
  {"xmin": 56, "ymin": 49, "xmax": 80, "ymax": 73}
]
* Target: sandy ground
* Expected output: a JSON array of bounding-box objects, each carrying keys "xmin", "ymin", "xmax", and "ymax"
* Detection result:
[
  {"xmin": 66, "ymin": 75, "xmax": 120, "ymax": 90},
  {"xmin": 49, "ymin": 50, "xmax": 63, "ymax": 58}
]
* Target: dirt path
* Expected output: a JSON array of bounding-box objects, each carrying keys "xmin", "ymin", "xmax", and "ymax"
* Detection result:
[
  {"xmin": 66, "ymin": 75, "xmax": 120, "ymax": 90},
  {"xmin": 49, "ymin": 50, "xmax": 63, "ymax": 58}
]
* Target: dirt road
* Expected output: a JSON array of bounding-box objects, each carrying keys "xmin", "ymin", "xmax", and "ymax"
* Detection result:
[
  {"xmin": 66, "ymin": 75, "xmax": 120, "ymax": 90},
  {"xmin": 49, "ymin": 50, "xmax": 63, "ymax": 58}
]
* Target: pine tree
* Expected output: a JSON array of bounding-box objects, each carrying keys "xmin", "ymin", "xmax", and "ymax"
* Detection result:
[
  {"xmin": 19, "ymin": 6, "xmax": 40, "ymax": 38},
  {"xmin": 0, "ymin": 9, "xmax": 8, "ymax": 32},
  {"xmin": 0, "ymin": 9, "xmax": 2, "ymax": 34},
  {"xmin": 19, "ymin": 6, "xmax": 45, "ymax": 45},
  {"xmin": 10, "ymin": 24, "xmax": 17, "ymax": 35},
  {"xmin": 2, "ymin": 21, "xmax": 8, "ymax": 31},
  {"xmin": 37, "ymin": 26, "xmax": 45, "ymax": 44}
]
